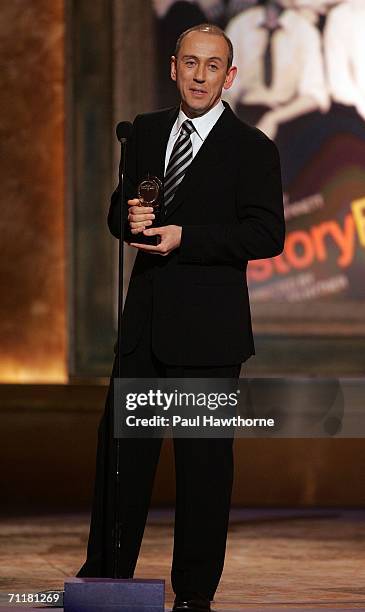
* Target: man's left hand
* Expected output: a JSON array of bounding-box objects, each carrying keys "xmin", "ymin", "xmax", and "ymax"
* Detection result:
[{"xmin": 129, "ymin": 225, "xmax": 182, "ymax": 256}]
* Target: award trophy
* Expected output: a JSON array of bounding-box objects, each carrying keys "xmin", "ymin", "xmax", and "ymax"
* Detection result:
[{"xmin": 129, "ymin": 175, "xmax": 162, "ymax": 246}]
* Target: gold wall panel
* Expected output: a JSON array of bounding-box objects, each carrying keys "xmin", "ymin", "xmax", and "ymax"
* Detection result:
[{"xmin": 0, "ymin": 1, "xmax": 66, "ymax": 382}]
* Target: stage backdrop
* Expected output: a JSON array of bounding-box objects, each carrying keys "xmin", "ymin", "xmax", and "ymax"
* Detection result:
[
  {"xmin": 148, "ymin": 0, "xmax": 365, "ymax": 374},
  {"xmin": 66, "ymin": 0, "xmax": 365, "ymax": 377}
]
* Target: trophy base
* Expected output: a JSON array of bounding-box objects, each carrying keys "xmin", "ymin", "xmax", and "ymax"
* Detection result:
[{"xmin": 127, "ymin": 231, "xmax": 161, "ymax": 246}]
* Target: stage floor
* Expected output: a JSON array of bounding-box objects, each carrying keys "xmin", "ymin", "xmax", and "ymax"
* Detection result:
[{"xmin": 0, "ymin": 508, "xmax": 365, "ymax": 611}]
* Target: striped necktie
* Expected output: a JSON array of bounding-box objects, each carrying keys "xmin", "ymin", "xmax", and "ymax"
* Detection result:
[{"xmin": 164, "ymin": 119, "xmax": 194, "ymax": 208}]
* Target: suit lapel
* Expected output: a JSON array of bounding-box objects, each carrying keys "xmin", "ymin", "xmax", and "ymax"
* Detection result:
[{"xmin": 162, "ymin": 102, "xmax": 236, "ymax": 222}]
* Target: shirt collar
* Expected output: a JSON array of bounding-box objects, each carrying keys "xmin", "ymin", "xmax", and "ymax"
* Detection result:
[
  {"xmin": 256, "ymin": 5, "xmax": 292, "ymax": 29},
  {"xmin": 172, "ymin": 100, "xmax": 225, "ymax": 142}
]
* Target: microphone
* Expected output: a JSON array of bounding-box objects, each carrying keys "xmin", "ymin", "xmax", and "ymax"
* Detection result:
[
  {"xmin": 114, "ymin": 118, "xmax": 134, "ymax": 577},
  {"xmin": 116, "ymin": 121, "xmax": 133, "ymax": 142}
]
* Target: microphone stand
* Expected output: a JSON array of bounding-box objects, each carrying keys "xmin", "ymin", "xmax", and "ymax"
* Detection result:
[{"xmin": 113, "ymin": 121, "xmax": 132, "ymax": 578}]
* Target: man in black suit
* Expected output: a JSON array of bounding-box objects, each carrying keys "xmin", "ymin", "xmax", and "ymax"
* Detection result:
[{"xmin": 77, "ymin": 24, "xmax": 285, "ymax": 612}]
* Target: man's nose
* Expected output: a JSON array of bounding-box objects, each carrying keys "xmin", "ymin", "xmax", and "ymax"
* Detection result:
[{"xmin": 193, "ymin": 66, "xmax": 206, "ymax": 83}]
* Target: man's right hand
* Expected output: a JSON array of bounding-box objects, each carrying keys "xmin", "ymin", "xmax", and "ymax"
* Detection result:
[{"xmin": 127, "ymin": 198, "xmax": 155, "ymax": 235}]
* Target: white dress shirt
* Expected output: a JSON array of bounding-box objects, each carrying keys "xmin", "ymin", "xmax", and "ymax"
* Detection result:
[
  {"xmin": 324, "ymin": 0, "xmax": 365, "ymax": 120},
  {"xmin": 224, "ymin": 6, "xmax": 329, "ymax": 112},
  {"xmin": 164, "ymin": 100, "xmax": 225, "ymax": 175}
]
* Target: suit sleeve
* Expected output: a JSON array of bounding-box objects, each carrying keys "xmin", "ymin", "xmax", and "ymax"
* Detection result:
[
  {"xmin": 178, "ymin": 140, "xmax": 285, "ymax": 265},
  {"xmin": 107, "ymin": 115, "xmax": 140, "ymax": 239}
]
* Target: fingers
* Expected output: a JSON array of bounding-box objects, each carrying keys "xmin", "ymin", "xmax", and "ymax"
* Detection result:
[
  {"xmin": 130, "ymin": 219, "xmax": 153, "ymax": 230},
  {"xmin": 128, "ymin": 205, "xmax": 155, "ymax": 223},
  {"xmin": 127, "ymin": 200, "xmax": 155, "ymax": 235},
  {"xmin": 131, "ymin": 224, "xmax": 152, "ymax": 235},
  {"xmin": 129, "ymin": 226, "xmax": 177, "ymax": 257},
  {"xmin": 127, "ymin": 199, "xmax": 153, "ymax": 214},
  {"xmin": 130, "ymin": 230, "xmax": 170, "ymax": 255},
  {"xmin": 143, "ymin": 227, "xmax": 164, "ymax": 236},
  {"xmin": 130, "ymin": 242, "xmax": 169, "ymax": 255},
  {"xmin": 130, "ymin": 243, "xmax": 160, "ymax": 253},
  {"xmin": 129, "ymin": 217, "xmax": 154, "ymax": 234},
  {"xmin": 129, "ymin": 212, "xmax": 155, "ymax": 222}
]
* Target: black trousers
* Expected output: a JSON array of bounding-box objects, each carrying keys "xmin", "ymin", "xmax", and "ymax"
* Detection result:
[{"xmin": 77, "ymin": 311, "xmax": 241, "ymax": 600}]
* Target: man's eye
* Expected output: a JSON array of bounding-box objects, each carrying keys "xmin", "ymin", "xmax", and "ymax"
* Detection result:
[
  {"xmin": 185, "ymin": 61, "xmax": 195, "ymax": 67},
  {"xmin": 209, "ymin": 65, "xmax": 218, "ymax": 70}
]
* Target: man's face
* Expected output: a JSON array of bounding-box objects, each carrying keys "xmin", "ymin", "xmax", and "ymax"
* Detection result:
[{"xmin": 170, "ymin": 31, "xmax": 237, "ymax": 118}]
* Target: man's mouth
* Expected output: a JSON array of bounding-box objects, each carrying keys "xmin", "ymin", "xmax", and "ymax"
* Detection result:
[{"xmin": 190, "ymin": 88, "xmax": 207, "ymax": 96}]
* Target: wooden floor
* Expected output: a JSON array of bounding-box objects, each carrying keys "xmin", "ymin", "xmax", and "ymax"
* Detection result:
[{"xmin": 0, "ymin": 509, "xmax": 365, "ymax": 611}]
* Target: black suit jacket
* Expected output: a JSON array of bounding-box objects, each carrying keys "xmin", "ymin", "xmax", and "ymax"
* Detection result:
[{"xmin": 108, "ymin": 102, "xmax": 285, "ymax": 366}]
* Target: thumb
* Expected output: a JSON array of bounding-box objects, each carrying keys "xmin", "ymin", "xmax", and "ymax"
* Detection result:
[{"xmin": 143, "ymin": 227, "xmax": 164, "ymax": 236}]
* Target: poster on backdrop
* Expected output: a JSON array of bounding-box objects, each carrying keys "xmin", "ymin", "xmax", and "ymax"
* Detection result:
[{"xmin": 153, "ymin": 0, "xmax": 365, "ymax": 304}]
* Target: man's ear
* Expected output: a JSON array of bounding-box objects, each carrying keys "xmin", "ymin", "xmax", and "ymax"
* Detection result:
[
  {"xmin": 223, "ymin": 65, "xmax": 237, "ymax": 91},
  {"xmin": 170, "ymin": 55, "xmax": 177, "ymax": 82}
]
